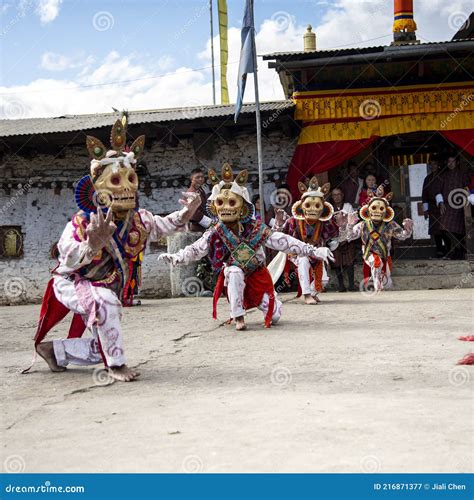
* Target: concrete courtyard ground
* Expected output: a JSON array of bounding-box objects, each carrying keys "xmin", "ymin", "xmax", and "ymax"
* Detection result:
[{"xmin": 1, "ymin": 289, "xmax": 472, "ymax": 473}]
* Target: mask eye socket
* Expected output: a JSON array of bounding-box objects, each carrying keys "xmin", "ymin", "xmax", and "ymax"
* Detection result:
[
  {"xmin": 111, "ymin": 176, "xmax": 121, "ymax": 186},
  {"xmin": 229, "ymin": 199, "xmax": 236, "ymax": 207},
  {"xmin": 128, "ymin": 173, "xmax": 136, "ymax": 183},
  {"xmin": 304, "ymin": 202, "xmax": 311, "ymax": 209},
  {"xmin": 215, "ymin": 199, "xmax": 224, "ymax": 207}
]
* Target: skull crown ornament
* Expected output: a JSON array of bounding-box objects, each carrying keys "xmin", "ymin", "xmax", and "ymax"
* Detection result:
[
  {"xmin": 359, "ymin": 184, "xmax": 395, "ymax": 223},
  {"xmin": 207, "ymin": 163, "xmax": 254, "ymax": 224},
  {"xmin": 292, "ymin": 176, "xmax": 334, "ymax": 223},
  {"xmin": 83, "ymin": 114, "xmax": 146, "ymax": 214}
]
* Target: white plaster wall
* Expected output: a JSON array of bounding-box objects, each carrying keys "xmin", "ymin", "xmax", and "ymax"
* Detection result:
[{"xmin": 0, "ymin": 128, "xmax": 296, "ymax": 304}]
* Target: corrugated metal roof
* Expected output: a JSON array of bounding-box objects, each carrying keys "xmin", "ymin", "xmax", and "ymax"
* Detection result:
[
  {"xmin": 0, "ymin": 100, "xmax": 294, "ymax": 138},
  {"xmin": 263, "ymin": 45, "xmax": 386, "ymax": 59},
  {"xmin": 262, "ymin": 38, "xmax": 474, "ymax": 60}
]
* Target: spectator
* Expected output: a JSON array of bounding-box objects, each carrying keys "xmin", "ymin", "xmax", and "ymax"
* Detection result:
[
  {"xmin": 329, "ymin": 188, "xmax": 358, "ymax": 292},
  {"xmin": 340, "ymin": 161, "xmax": 363, "ymax": 207},
  {"xmin": 186, "ymin": 168, "xmax": 211, "ymax": 232},
  {"xmin": 363, "ymin": 161, "xmax": 390, "ymax": 190},
  {"xmin": 252, "ymin": 194, "xmax": 275, "ymax": 226},
  {"xmin": 422, "ymin": 155, "xmax": 449, "ymax": 258},
  {"xmin": 362, "ymin": 161, "xmax": 377, "ymax": 178},
  {"xmin": 358, "ymin": 174, "xmax": 377, "ymax": 207},
  {"xmin": 436, "ymin": 153, "xmax": 470, "ymax": 260}
]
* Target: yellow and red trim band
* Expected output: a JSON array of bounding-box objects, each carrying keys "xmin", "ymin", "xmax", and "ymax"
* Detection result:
[
  {"xmin": 293, "ymin": 82, "xmax": 474, "ymax": 122},
  {"xmin": 297, "ymin": 111, "xmax": 474, "ymax": 144}
]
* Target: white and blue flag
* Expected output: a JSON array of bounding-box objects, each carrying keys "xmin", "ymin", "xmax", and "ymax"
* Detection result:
[{"xmin": 234, "ymin": 0, "xmax": 255, "ymax": 123}]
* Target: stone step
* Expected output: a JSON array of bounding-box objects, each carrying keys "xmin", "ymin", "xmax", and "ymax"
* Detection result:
[
  {"xmin": 390, "ymin": 273, "xmax": 474, "ymax": 290},
  {"xmin": 390, "ymin": 259, "xmax": 472, "ymax": 276},
  {"xmin": 326, "ymin": 259, "xmax": 474, "ymax": 291}
]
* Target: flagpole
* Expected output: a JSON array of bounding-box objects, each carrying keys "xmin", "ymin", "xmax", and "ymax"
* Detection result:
[
  {"xmin": 249, "ymin": 0, "xmax": 265, "ymax": 218},
  {"xmin": 209, "ymin": 0, "xmax": 216, "ymax": 105}
]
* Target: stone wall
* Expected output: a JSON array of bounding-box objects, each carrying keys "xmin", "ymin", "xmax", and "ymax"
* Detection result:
[{"xmin": 0, "ymin": 128, "xmax": 296, "ymax": 304}]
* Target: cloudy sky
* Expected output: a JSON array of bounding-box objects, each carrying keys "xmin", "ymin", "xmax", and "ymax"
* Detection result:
[{"xmin": 0, "ymin": 0, "xmax": 471, "ymax": 119}]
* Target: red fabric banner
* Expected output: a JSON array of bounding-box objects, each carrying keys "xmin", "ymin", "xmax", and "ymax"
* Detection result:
[
  {"xmin": 34, "ymin": 278, "xmax": 86, "ymax": 346},
  {"xmin": 286, "ymin": 137, "xmax": 377, "ymax": 199},
  {"xmin": 441, "ymin": 130, "xmax": 474, "ymax": 157}
]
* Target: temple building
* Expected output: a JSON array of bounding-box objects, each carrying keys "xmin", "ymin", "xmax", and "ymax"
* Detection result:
[{"xmin": 263, "ymin": 1, "xmax": 473, "ymax": 260}]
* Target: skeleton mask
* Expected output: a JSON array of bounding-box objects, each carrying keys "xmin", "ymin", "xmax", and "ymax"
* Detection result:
[
  {"xmin": 214, "ymin": 188, "xmax": 244, "ymax": 223},
  {"xmin": 359, "ymin": 185, "xmax": 394, "ymax": 223},
  {"xmin": 368, "ymin": 199, "xmax": 388, "ymax": 222},
  {"xmin": 302, "ymin": 196, "xmax": 324, "ymax": 222},
  {"xmin": 207, "ymin": 164, "xmax": 252, "ymax": 224},
  {"xmin": 84, "ymin": 117, "xmax": 146, "ymax": 215},
  {"xmin": 292, "ymin": 177, "xmax": 333, "ymax": 223},
  {"xmin": 94, "ymin": 163, "xmax": 138, "ymax": 212}
]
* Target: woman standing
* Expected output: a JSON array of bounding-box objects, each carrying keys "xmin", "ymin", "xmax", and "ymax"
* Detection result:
[{"xmin": 358, "ymin": 174, "xmax": 377, "ymax": 207}]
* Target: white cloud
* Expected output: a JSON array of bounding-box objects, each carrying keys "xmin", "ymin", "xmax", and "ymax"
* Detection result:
[
  {"xmin": 40, "ymin": 51, "xmax": 95, "ymax": 72},
  {"xmin": 1, "ymin": 3, "xmax": 11, "ymax": 15},
  {"xmin": 315, "ymin": 0, "xmax": 392, "ymax": 47},
  {"xmin": 36, "ymin": 0, "xmax": 62, "ymax": 24},
  {"xmin": 0, "ymin": 3, "xmax": 469, "ymax": 119}
]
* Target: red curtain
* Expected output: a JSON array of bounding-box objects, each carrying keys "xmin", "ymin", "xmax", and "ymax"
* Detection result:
[
  {"xmin": 441, "ymin": 130, "xmax": 474, "ymax": 156},
  {"xmin": 286, "ymin": 137, "xmax": 377, "ymax": 199}
]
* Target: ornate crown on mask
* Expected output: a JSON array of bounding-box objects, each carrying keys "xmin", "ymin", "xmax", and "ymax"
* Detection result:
[
  {"xmin": 206, "ymin": 163, "xmax": 254, "ymax": 223},
  {"xmin": 359, "ymin": 184, "xmax": 395, "ymax": 222},
  {"xmin": 291, "ymin": 176, "xmax": 334, "ymax": 222},
  {"xmin": 86, "ymin": 114, "xmax": 146, "ymax": 181}
]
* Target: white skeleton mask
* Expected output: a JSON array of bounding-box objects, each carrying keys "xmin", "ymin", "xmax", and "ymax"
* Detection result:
[
  {"xmin": 302, "ymin": 195, "xmax": 324, "ymax": 222},
  {"xmin": 214, "ymin": 188, "xmax": 244, "ymax": 223},
  {"xmin": 93, "ymin": 163, "xmax": 138, "ymax": 212},
  {"xmin": 368, "ymin": 199, "xmax": 387, "ymax": 222}
]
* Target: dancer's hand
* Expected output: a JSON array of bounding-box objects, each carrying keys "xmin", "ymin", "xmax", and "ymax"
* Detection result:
[
  {"xmin": 274, "ymin": 208, "xmax": 288, "ymax": 227},
  {"xmin": 347, "ymin": 211, "xmax": 359, "ymax": 226},
  {"xmin": 313, "ymin": 247, "xmax": 335, "ymax": 263},
  {"xmin": 158, "ymin": 253, "xmax": 180, "ymax": 266},
  {"xmin": 439, "ymin": 202, "xmax": 446, "ymax": 215},
  {"xmin": 334, "ymin": 211, "xmax": 347, "ymax": 227},
  {"xmin": 402, "ymin": 218, "xmax": 414, "ymax": 232},
  {"xmin": 178, "ymin": 192, "xmax": 201, "ymax": 223},
  {"xmin": 86, "ymin": 208, "xmax": 116, "ymax": 253}
]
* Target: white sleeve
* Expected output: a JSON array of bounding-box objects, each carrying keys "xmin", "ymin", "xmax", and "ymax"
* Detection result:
[
  {"xmin": 167, "ymin": 231, "xmax": 211, "ymax": 265},
  {"xmin": 265, "ymin": 231, "xmax": 316, "ymax": 257},
  {"xmin": 57, "ymin": 222, "xmax": 97, "ymax": 271},
  {"xmin": 391, "ymin": 222, "xmax": 412, "ymax": 241},
  {"xmin": 140, "ymin": 209, "xmax": 187, "ymax": 241},
  {"xmin": 345, "ymin": 222, "xmax": 362, "ymax": 241},
  {"xmin": 422, "ymin": 202, "xmax": 429, "ymax": 211},
  {"xmin": 435, "ymin": 194, "xmax": 444, "ymax": 206}
]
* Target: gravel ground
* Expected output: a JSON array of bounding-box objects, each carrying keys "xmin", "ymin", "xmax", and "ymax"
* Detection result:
[{"xmin": 0, "ymin": 288, "xmax": 472, "ymax": 473}]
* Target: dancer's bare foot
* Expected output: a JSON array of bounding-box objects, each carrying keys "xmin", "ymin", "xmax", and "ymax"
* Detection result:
[
  {"xmin": 36, "ymin": 341, "xmax": 66, "ymax": 372},
  {"xmin": 108, "ymin": 365, "xmax": 140, "ymax": 382},
  {"xmin": 235, "ymin": 316, "xmax": 247, "ymax": 331},
  {"xmin": 315, "ymin": 294, "xmax": 321, "ymax": 303},
  {"xmin": 303, "ymin": 294, "xmax": 318, "ymax": 305}
]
